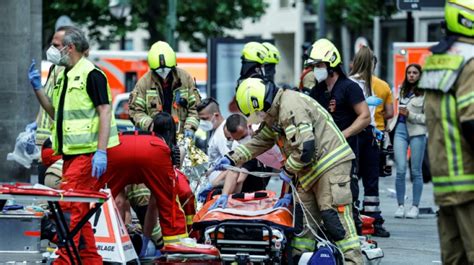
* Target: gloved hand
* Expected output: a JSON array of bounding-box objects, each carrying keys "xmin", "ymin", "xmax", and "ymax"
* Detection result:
[
  {"xmin": 184, "ymin": 129, "xmax": 194, "ymax": 139},
  {"xmin": 214, "ymin": 156, "xmax": 232, "ymax": 171},
  {"xmin": 366, "ymin": 96, "xmax": 383, "ymax": 107},
  {"xmin": 273, "ymin": 193, "xmax": 292, "ymax": 208},
  {"xmin": 279, "ymin": 170, "xmax": 292, "ymax": 183},
  {"xmin": 25, "ymin": 121, "xmax": 37, "ymax": 132},
  {"xmin": 373, "ymin": 128, "xmax": 384, "ymax": 141},
  {"xmin": 28, "ymin": 59, "xmax": 42, "ymax": 90},
  {"xmin": 92, "ymin": 149, "xmax": 107, "ymax": 179},
  {"xmin": 209, "ymin": 194, "xmax": 229, "ymax": 210},
  {"xmin": 198, "ymin": 183, "xmax": 214, "ymax": 203}
]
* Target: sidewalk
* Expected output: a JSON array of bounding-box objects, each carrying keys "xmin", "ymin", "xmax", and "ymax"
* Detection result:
[{"xmin": 372, "ymin": 175, "xmax": 441, "ymax": 264}]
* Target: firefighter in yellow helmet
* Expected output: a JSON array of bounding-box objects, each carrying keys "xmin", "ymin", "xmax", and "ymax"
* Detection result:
[
  {"xmin": 129, "ymin": 41, "xmax": 201, "ymax": 137},
  {"xmin": 239, "ymin": 42, "xmax": 268, "ymax": 81},
  {"xmin": 418, "ymin": 1, "xmax": 474, "ymax": 263},
  {"xmin": 262, "ymin": 42, "xmax": 280, "ymax": 82},
  {"xmin": 215, "ymin": 78, "xmax": 363, "ymax": 264}
]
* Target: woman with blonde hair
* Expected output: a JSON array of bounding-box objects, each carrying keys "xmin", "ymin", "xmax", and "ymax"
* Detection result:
[{"xmin": 349, "ymin": 46, "xmax": 390, "ymax": 237}]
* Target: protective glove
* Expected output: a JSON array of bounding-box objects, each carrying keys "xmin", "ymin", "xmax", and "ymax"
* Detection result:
[
  {"xmin": 366, "ymin": 96, "xmax": 383, "ymax": 107},
  {"xmin": 25, "ymin": 121, "xmax": 37, "ymax": 132},
  {"xmin": 92, "ymin": 149, "xmax": 107, "ymax": 179},
  {"xmin": 273, "ymin": 193, "xmax": 292, "ymax": 208},
  {"xmin": 209, "ymin": 194, "xmax": 229, "ymax": 210},
  {"xmin": 198, "ymin": 183, "xmax": 214, "ymax": 203},
  {"xmin": 214, "ymin": 156, "xmax": 232, "ymax": 171},
  {"xmin": 279, "ymin": 170, "xmax": 292, "ymax": 183},
  {"xmin": 184, "ymin": 129, "xmax": 194, "ymax": 139},
  {"xmin": 373, "ymin": 128, "xmax": 384, "ymax": 141},
  {"xmin": 28, "ymin": 59, "xmax": 42, "ymax": 90}
]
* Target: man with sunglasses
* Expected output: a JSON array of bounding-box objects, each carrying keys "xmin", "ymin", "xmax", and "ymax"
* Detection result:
[{"xmin": 129, "ymin": 41, "xmax": 201, "ymax": 138}]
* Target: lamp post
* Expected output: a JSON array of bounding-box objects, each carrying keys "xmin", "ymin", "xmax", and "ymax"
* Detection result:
[{"xmin": 109, "ymin": 0, "xmax": 131, "ymax": 50}]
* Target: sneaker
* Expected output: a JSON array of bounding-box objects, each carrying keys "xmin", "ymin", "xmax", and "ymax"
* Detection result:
[
  {"xmin": 394, "ymin": 205, "xmax": 405, "ymax": 218},
  {"xmin": 406, "ymin": 206, "xmax": 419, "ymax": 219},
  {"xmin": 373, "ymin": 224, "xmax": 390, "ymax": 238}
]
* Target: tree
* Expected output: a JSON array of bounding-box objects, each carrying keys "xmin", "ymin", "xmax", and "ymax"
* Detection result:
[{"xmin": 43, "ymin": 0, "xmax": 267, "ymax": 51}]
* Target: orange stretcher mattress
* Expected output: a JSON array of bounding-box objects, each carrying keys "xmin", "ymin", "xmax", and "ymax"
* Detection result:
[{"xmin": 193, "ymin": 190, "xmax": 293, "ymax": 230}]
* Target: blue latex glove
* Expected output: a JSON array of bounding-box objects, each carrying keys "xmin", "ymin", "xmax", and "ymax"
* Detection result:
[
  {"xmin": 209, "ymin": 194, "xmax": 229, "ymax": 210},
  {"xmin": 92, "ymin": 149, "xmax": 107, "ymax": 179},
  {"xmin": 373, "ymin": 128, "xmax": 384, "ymax": 141},
  {"xmin": 28, "ymin": 59, "xmax": 42, "ymax": 90},
  {"xmin": 274, "ymin": 193, "xmax": 292, "ymax": 208},
  {"xmin": 198, "ymin": 183, "xmax": 214, "ymax": 203},
  {"xmin": 366, "ymin": 96, "xmax": 383, "ymax": 107},
  {"xmin": 184, "ymin": 129, "xmax": 194, "ymax": 139},
  {"xmin": 279, "ymin": 170, "xmax": 292, "ymax": 183},
  {"xmin": 25, "ymin": 121, "xmax": 37, "ymax": 132},
  {"xmin": 214, "ymin": 156, "xmax": 232, "ymax": 171}
]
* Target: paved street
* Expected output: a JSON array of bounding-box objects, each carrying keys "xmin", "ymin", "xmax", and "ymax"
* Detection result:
[{"xmin": 370, "ymin": 175, "xmax": 441, "ymax": 264}]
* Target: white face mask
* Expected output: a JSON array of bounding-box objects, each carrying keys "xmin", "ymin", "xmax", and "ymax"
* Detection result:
[
  {"xmin": 46, "ymin": 45, "xmax": 68, "ymax": 66},
  {"xmin": 155, "ymin": 67, "xmax": 172, "ymax": 80},
  {"xmin": 313, "ymin": 67, "xmax": 329, "ymax": 83},
  {"xmin": 199, "ymin": 115, "xmax": 215, "ymax": 132},
  {"xmin": 237, "ymin": 133, "xmax": 252, "ymax": 144}
]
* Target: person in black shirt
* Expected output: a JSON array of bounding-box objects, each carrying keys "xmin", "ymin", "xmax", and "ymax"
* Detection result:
[{"xmin": 303, "ymin": 39, "xmax": 373, "ymax": 237}]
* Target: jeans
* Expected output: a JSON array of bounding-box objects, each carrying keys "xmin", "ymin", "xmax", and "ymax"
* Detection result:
[{"xmin": 394, "ymin": 122, "xmax": 426, "ymax": 206}]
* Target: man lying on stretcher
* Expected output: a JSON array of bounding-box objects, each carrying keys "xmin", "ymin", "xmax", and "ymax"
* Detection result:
[{"xmin": 198, "ymin": 113, "xmax": 286, "ymax": 209}]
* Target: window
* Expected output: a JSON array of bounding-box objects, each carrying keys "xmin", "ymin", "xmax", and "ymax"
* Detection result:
[
  {"xmin": 280, "ymin": 0, "xmax": 289, "ymax": 8},
  {"xmin": 124, "ymin": 39, "xmax": 134, "ymax": 51}
]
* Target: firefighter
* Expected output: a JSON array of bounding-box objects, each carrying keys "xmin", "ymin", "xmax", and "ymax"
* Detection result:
[
  {"xmin": 418, "ymin": 1, "xmax": 474, "ymax": 263},
  {"xmin": 239, "ymin": 42, "xmax": 268, "ymax": 81},
  {"xmin": 262, "ymin": 42, "xmax": 280, "ymax": 82},
  {"xmin": 28, "ymin": 26, "xmax": 119, "ymax": 265},
  {"xmin": 215, "ymin": 78, "xmax": 363, "ymax": 264},
  {"xmin": 128, "ymin": 41, "xmax": 201, "ymax": 137}
]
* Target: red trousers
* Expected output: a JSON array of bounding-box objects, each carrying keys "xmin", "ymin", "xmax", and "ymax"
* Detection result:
[
  {"xmin": 95, "ymin": 133, "xmax": 188, "ymax": 243},
  {"xmin": 55, "ymin": 155, "xmax": 102, "ymax": 265}
]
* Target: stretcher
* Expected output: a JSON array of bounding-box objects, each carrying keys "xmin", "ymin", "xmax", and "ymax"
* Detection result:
[
  {"xmin": 0, "ymin": 183, "xmax": 108, "ymax": 265},
  {"xmin": 193, "ymin": 190, "xmax": 293, "ymax": 265}
]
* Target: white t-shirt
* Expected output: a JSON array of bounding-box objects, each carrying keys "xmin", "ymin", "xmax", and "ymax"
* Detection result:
[
  {"xmin": 349, "ymin": 75, "xmax": 376, "ymax": 127},
  {"xmin": 207, "ymin": 120, "xmax": 233, "ymax": 166}
]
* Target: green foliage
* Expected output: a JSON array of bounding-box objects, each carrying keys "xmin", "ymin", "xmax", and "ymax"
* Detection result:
[
  {"xmin": 43, "ymin": 0, "xmax": 267, "ymax": 51},
  {"xmin": 325, "ymin": 0, "xmax": 397, "ymax": 30}
]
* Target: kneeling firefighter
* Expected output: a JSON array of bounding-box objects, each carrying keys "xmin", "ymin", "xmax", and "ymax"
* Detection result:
[{"xmin": 215, "ymin": 78, "xmax": 363, "ymax": 264}]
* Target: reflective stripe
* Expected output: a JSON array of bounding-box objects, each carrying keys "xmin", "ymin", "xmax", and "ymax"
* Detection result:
[
  {"xmin": 185, "ymin": 116, "xmax": 199, "ymax": 128},
  {"xmin": 299, "ymin": 144, "xmax": 353, "ymax": 189},
  {"xmin": 188, "ymin": 94, "xmax": 196, "ymax": 105},
  {"xmin": 127, "ymin": 191, "xmax": 151, "ymax": 199},
  {"xmin": 63, "ymin": 109, "xmax": 97, "ymax": 120},
  {"xmin": 441, "ymin": 95, "xmax": 464, "ymax": 176},
  {"xmin": 343, "ymin": 205, "xmax": 357, "ymax": 238},
  {"xmin": 458, "ymin": 91, "xmax": 474, "ymax": 110},
  {"xmin": 285, "ymin": 125, "xmax": 296, "ymax": 135},
  {"xmin": 163, "ymin": 233, "xmax": 189, "ymax": 244},
  {"xmin": 186, "ymin": 215, "xmax": 194, "ymax": 225},
  {"xmin": 336, "ymin": 235, "xmax": 360, "ymax": 252},
  {"xmin": 235, "ymin": 145, "xmax": 252, "ymax": 161},
  {"xmin": 260, "ymin": 126, "xmax": 275, "ymax": 139},
  {"xmin": 298, "ymin": 123, "xmax": 313, "ymax": 134},
  {"xmin": 146, "ymin": 90, "xmax": 158, "ymax": 96},
  {"xmin": 363, "ymin": 205, "xmax": 381, "ymax": 212},
  {"xmin": 64, "ymin": 125, "xmax": 118, "ymax": 146},
  {"xmin": 364, "ymin": 196, "xmax": 380, "ymax": 203},
  {"xmin": 152, "ymin": 225, "xmax": 162, "ymax": 236},
  {"xmin": 286, "ymin": 155, "xmax": 305, "ymax": 171},
  {"xmin": 139, "ymin": 116, "xmax": 153, "ymax": 129},
  {"xmin": 303, "ymin": 93, "xmax": 345, "ymax": 142},
  {"xmin": 135, "ymin": 97, "xmax": 146, "ymax": 108},
  {"xmin": 291, "ymin": 237, "xmax": 315, "ymax": 252},
  {"xmin": 433, "ymin": 174, "xmax": 474, "ymax": 194}
]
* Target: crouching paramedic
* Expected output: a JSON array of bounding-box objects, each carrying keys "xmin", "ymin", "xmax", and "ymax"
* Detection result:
[
  {"xmin": 216, "ymin": 78, "xmax": 363, "ymax": 264},
  {"xmin": 94, "ymin": 115, "xmax": 188, "ymax": 246}
]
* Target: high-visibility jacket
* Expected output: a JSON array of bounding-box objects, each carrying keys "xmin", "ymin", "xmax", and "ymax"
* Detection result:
[
  {"xmin": 51, "ymin": 57, "xmax": 119, "ymax": 155},
  {"xmin": 419, "ymin": 37, "xmax": 474, "ymax": 206},
  {"xmin": 35, "ymin": 65, "xmax": 64, "ymax": 146},
  {"xmin": 229, "ymin": 88, "xmax": 355, "ymax": 191},
  {"xmin": 128, "ymin": 68, "xmax": 201, "ymax": 133}
]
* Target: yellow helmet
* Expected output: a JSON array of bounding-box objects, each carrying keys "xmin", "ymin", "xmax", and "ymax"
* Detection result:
[
  {"xmin": 262, "ymin": 42, "xmax": 280, "ymax": 64},
  {"xmin": 445, "ymin": 0, "xmax": 474, "ymax": 37},
  {"xmin": 235, "ymin": 78, "xmax": 267, "ymax": 116},
  {"xmin": 241, "ymin": 42, "xmax": 268, "ymax": 65},
  {"xmin": 306, "ymin": 38, "xmax": 341, "ymax": 68},
  {"xmin": 147, "ymin": 41, "xmax": 177, "ymax": 70}
]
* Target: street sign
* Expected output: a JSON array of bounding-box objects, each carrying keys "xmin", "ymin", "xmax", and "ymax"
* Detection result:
[{"xmin": 397, "ymin": 0, "xmax": 444, "ymax": 11}]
